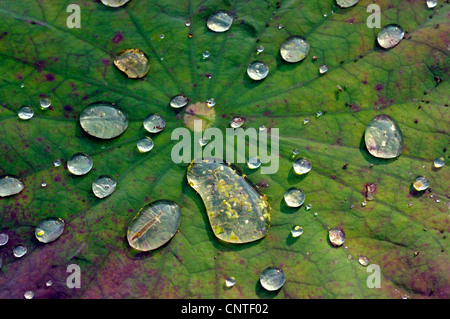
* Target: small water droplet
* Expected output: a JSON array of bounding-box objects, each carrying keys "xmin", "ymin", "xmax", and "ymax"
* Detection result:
[
  {"xmin": 92, "ymin": 175, "xmax": 117, "ymax": 199},
  {"xmin": 0, "ymin": 175, "xmax": 25, "ymax": 197},
  {"xmin": 336, "ymin": 0, "xmax": 360, "ymax": 8},
  {"xmin": 284, "ymin": 188, "xmax": 305, "ymax": 207},
  {"xmin": 53, "ymin": 159, "xmax": 62, "ymax": 167},
  {"xmin": 293, "ymin": 158, "xmax": 312, "ymax": 175},
  {"xmin": 199, "ymin": 138, "xmax": 208, "ymax": 146},
  {"xmin": 361, "ymin": 201, "xmax": 367, "ymax": 207},
  {"xmin": 412, "ymin": 176, "xmax": 430, "ymax": 191},
  {"xmin": 291, "ymin": 226, "xmax": 303, "ymax": 238},
  {"xmin": 316, "ymin": 111, "xmax": 323, "ymax": 118},
  {"xmin": 160, "ymin": 33, "xmax": 165, "ymax": 39},
  {"xmin": 230, "ymin": 116, "xmax": 245, "ymax": 128},
  {"xmin": 358, "ymin": 256, "xmax": 369, "ymax": 266},
  {"xmin": 100, "ymin": 0, "xmax": 130, "ymax": 7},
  {"xmin": 305, "ymin": 203, "xmax": 312, "ymax": 211},
  {"xmin": 20, "ymin": 83, "xmax": 25, "ymax": 88},
  {"xmin": 207, "ymin": 10, "xmax": 233, "ymax": 32},
  {"xmin": 46, "ymin": 280, "xmax": 53, "ymax": 287},
  {"xmin": 206, "ymin": 98, "xmax": 216, "ymax": 107},
  {"xmin": 40, "ymin": 98, "xmax": 51, "ymax": 109},
  {"xmin": 408, "ymin": 202, "xmax": 413, "ymax": 207},
  {"xmin": 433, "ymin": 157, "xmax": 445, "ymax": 168},
  {"xmin": 24, "ymin": 291, "xmax": 34, "ymax": 299},
  {"xmin": 79, "ymin": 102, "xmax": 129, "ymax": 139},
  {"xmin": 114, "ymin": 48, "xmax": 150, "ymax": 78},
  {"xmin": 35, "ymin": 218, "xmax": 65, "ymax": 243},
  {"xmin": 280, "ymin": 36, "xmax": 310, "ymax": 63},
  {"xmin": 364, "ymin": 114, "xmax": 404, "ymax": 159},
  {"xmin": 185, "ymin": 21, "xmax": 191, "ymax": 27},
  {"xmin": 377, "ymin": 24, "xmax": 404, "ymax": 49},
  {"xmin": 328, "ymin": 228, "xmax": 345, "ymax": 247},
  {"xmin": 67, "ymin": 153, "xmax": 93, "ymax": 176},
  {"xmin": 292, "ymin": 148, "xmax": 300, "ymax": 155},
  {"xmin": 143, "ymin": 113, "xmax": 166, "ymax": 133},
  {"xmin": 256, "ymin": 45, "xmax": 264, "ymax": 53},
  {"xmin": 0, "ymin": 233, "xmax": 9, "ymax": 246},
  {"xmin": 319, "ymin": 64, "xmax": 328, "ymax": 74},
  {"xmin": 247, "ymin": 156, "xmax": 261, "ymax": 169},
  {"xmin": 247, "ymin": 61, "xmax": 269, "ymax": 81},
  {"xmin": 13, "ymin": 245, "xmax": 27, "ymax": 258},
  {"xmin": 40, "ymin": 181, "xmax": 47, "ymax": 188},
  {"xmin": 303, "ymin": 118, "xmax": 309, "ymax": 125},
  {"xmin": 259, "ymin": 125, "xmax": 266, "ymax": 131},
  {"xmin": 427, "ymin": 0, "xmax": 437, "ymax": 8},
  {"xmin": 202, "ymin": 50, "xmax": 210, "ymax": 59},
  {"xmin": 313, "ymin": 212, "xmax": 318, "ymax": 216},
  {"xmin": 18, "ymin": 106, "xmax": 34, "ymax": 120},
  {"xmin": 225, "ymin": 276, "xmax": 236, "ymax": 288},
  {"xmin": 259, "ymin": 267, "xmax": 285, "ymax": 291},
  {"xmin": 278, "ymin": 24, "xmax": 284, "ymax": 29},
  {"xmin": 137, "ymin": 137, "xmax": 154, "ymax": 153}
]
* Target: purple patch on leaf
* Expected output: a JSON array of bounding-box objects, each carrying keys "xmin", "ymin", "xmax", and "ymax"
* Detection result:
[
  {"xmin": 45, "ymin": 73, "xmax": 55, "ymax": 81},
  {"xmin": 112, "ymin": 32, "xmax": 124, "ymax": 44},
  {"xmin": 375, "ymin": 83, "xmax": 384, "ymax": 91}
]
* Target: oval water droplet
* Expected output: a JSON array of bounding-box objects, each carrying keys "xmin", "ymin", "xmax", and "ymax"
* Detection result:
[
  {"xmin": 292, "ymin": 148, "xmax": 300, "ymax": 155},
  {"xmin": 412, "ymin": 176, "xmax": 430, "ymax": 191},
  {"xmin": 202, "ymin": 50, "xmax": 210, "ymax": 59},
  {"xmin": 24, "ymin": 291, "xmax": 34, "ymax": 299},
  {"xmin": 426, "ymin": 0, "xmax": 437, "ymax": 8},
  {"xmin": 207, "ymin": 10, "xmax": 233, "ymax": 32},
  {"xmin": 187, "ymin": 159, "xmax": 270, "ymax": 243},
  {"xmin": 280, "ymin": 36, "xmax": 310, "ymax": 63},
  {"xmin": 46, "ymin": 280, "xmax": 53, "ymax": 287},
  {"xmin": 127, "ymin": 200, "xmax": 181, "ymax": 251},
  {"xmin": 143, "ymin": 113, "xmax": 166, "ymax": 133},
  {"xmin": 206, "ymin": 98, "xmax": 216, "ymax": 107},
  {"xmin": 137, "ymin": 137, "xmax": 154, "ymax": 153},
  {"xmin": 336, "ymin": 0, "xmax": 359, "ymax": 8},
  {"xmin": 247, "ymin": 156, "xmax": 261, "ymax": 169},
  {"xmin": 40, "ymin": 98, "xmax": 51, "ymax": 109},
  {"xmin": 40, "ymin": 181, "xmax": 47, "ymax": 188},
  {"xmin": 259, "ymin": 267, "xmax": 286, "ymax": 291},
  {"xmin": 0, "ymin": 233, "xmax": 9, "ymax": 246},
  {"xmin": 35, "ymin": 218, "xmax": 65, "ymax": 243},
  {"xmin": 18, "ymin": 106, "xmax": 34, "ymax": 120},
  {"xmin": 53, "ymin": 159, "xmax": 62, "ymax": 167},
  {"xmin": 433, "ymin": 157, "xmax": 445, "ymax": 168},
  {"xmin": 199, "ymin": 138, "xmax": 208, "ymax": 147},
  {"xmin": 225, "ymin": 276, "xmax": 236, "ymax": 288},
  {"xmin": 358, "ymin": 256, "xmax": 370, "ymax": 267},
  {"xmin": 114, "ymin": 48, "xmax": 150, "ymax": 78},
  {"xmin": 305, "ymin": 203, "xmax": 312, "ymax": 211},
  {"xmin": 247, "ymin": 61, "xmax": 269, "ymax": 81},
  {"xmin": 364, "ymin": 114, "xmax": 404, "ymax": 159},
  {"xmin": 79, "ymin": 102, "xmax": 129, "ymax": 139},
  {"xmin": 293, "ymin": 158, "xmax": 312, "ymax": 175},
  {"xmin": 256, "ymin": 45, "xmax": 264, "ymax": 53},
  {"xmin": 0, "ymin": 175, "xmax": 25, "ymax": 197},
  {"xmin": 284, "ymin": 188, "xmax": 305, "ymax": 207},
  {"xmin": 100, "ymin": 0, "xmax": 131, "ymax": 7},
  {"xmin": 291, "ymin": 226, "xmax": 303, "ymax": 238},
  {"xmin": 328, "ymin": 228, "xmax": 345, "ymax": 247},
  {"xmin": 170, "ymin": 94, "xmax": 189, "ymax": 109},
  {"xmin": 92, "ymin": 175, "xmax": 117, "ymax": 198},
  {"xmin": 230, "ymin": 116, "xmax": 245, "ymax": 128},
  {"xmin": 13, "ymin": 245, "xmax": 27, "ymax": 258},
  {"xmin": 319, "ymin": 64, "xmax": 328, "ymax": 74},
  {"xmin": 67, "ymin": 153, "xmax": 93, "ymax": 176},
  {"xmin": 377, "ymin": 24, "xmax": 404, "ymax": 49},
  {"xmin": 160, "ymin": 33, "xmax": 165, "ymax": 39}
]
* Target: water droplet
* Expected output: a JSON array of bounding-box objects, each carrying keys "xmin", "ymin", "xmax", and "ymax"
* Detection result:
[
  {"xmin": 291, "ymin": 226, "xmax": 304, "ymax": 238},
  {"xmin": 0, "ymin": 175, "xmax": 25, "ymax": 197},
  {"xmin": 18, "ymin": 106, "xmax": 34, "ymax": 120},
  {"xmin": 127, "ymin": 200, "xmax": 181, "ymax": 251},
  {"xmin": 206, "ymin": 98, "xmax": 216, "ymax": 107},
  {"xmin": 79, "ymin": 102, "xmax": 129, "ymax": 139},
  {"xmin": 316, "ymin": 111, "xmax": 323, "ymax": 118},
  {"xmin": 187, "ymin": 159, "xmax": 270, "ymax": 243},
  {"xmin": 230, "ymin": 116, "xmax": 245, "ymax": 128},
  {"xmin": 20, "ymin": 83, "xmax": 25, "ymax": 88},
  {"xmin": 433, "ymin": 157, "xmax": 445, "ymax": 168},
  {"xmin": 303, "ymin": 118, "xmax": 309, "ymax": 125},
  {"xmin": 67, "ymin": 153, "xmax": 93, "ymax": 176},
  {"xmin": 199, "ymin": 138, "xmax": 208, "ymax": 147},
  {"xmin": 377, "ymin": 24, "xmax": 404, "ymax": 49},
  {"xmin": 160, "ymin": 33, "xmax": 165, "ymax": 39},
  {"xmin": 305, "ymin": 203, "xmax": 312, "ymax": 211},
  {"xmin": 259, "ymin": 125, "xmax": 266, "ymax": 131},
  {"xmin": 53, "ymin": 159, "xmax": 62, "ymax": 167},
  {"xmin": 280, "ymin": 36, "xmax": 310, "ymax": 63},
  {"xmin": 92, "ymin": 175, "xmax": 117, "ymax": 198},
  {"xmin": 408, "ymin": 202, "xmax": 413, "ymax": 207},
  {"xmin": 323, "ymin": 13, "xmax": 328, "ymax": 17},
  {"xmin": 358, "ymin": 256, "xmax": 370, "ymax": 266},
  {"xmin": 100, "ymin": 0, "xmax": 131, "ymax": 7},
  {"xmin": 114, "ymin": 48, "xmax": 150, "ymax": 78},
  {"xmin": 45, "ymin": 280, "xmax": 53, "ymax": 287},
  {"xmin": 0, "ymin": 233, "xmax": 9, "ymax": 246},
  {"xmin": 247, "ymin": 61, "xmax": 269, "ymax": 81},
  {"xmin": 292, "ymin": 148, "xmax": 300, "ymax": 155},
  {"xmin": 256, "ymin": 45, "xmax": 264, "ymax": 53},
  {"xmin": 40, "ymin": 181, "xmax": 47, "ymax": 188},
  {"xmin": 13, "ymin": 245, "xmax": 27, "ymax": 258},
  {"xmin": 202, "ymin": 50, "xmax": 210, "ymax": 59},
  {"xmin": 278, "ymin": 24, "xmax": 284, "ymax": 29},
  {"xmin": 225, "ymin": 276, "xmax": 236, "ymax": 288},
  {"xmin": 328, "ymin": 228, "xmax": 345, "ymax": 247},
  {"xmin": 170, "ymin": 94, "xmax": 189, "ymax": 109},
  {"xmin": 247, "ymin": 156, "xmax": 262, "ymax": 169},
  {"xmin": 319, "ymin": 64, "xmax": 328, "ymax": 74},
  {"xmin": 361, "ymin": 201, "xmax": 367, "ymax": 207},
  {"xmin": 412, "ymin": 176, "xmax": 430, "ymax": 191},
  {"xmin": 427, "ymin": 0, "xmax": 437, "ymax": 8},
  {"xmin": 185, "ymin": 21, "xmax": 191, "ymax": 27},
  {"xmin": 364, "ymin": 114, "xmax": 404, "ymax": 159},
  {"xmin": 40, "ymin": 98, "xmax": 51, "ymax": 109},
  {"xmin": 137, "ymin": 137, "xmax": 154, "ymax": 153},
  {"xmin": 24, "ymin": 291, "xmax": 34, "ymax": 299},
  {"xmin": 143, "ymin": 113, "xmax": 166, "ymax": 133},
  {"xmin": 293, "ymin": 158, "xmax": 312, "ymax": 175},
  {"xmin": 207, "ymin": 10, "xmax": 233, "ymax": 32},
  {"xmin": 259, "ymin": 267, "xmax": 285, "ymax": 291},
  {"xmin": 313, "ymin": 212, "xmax": 318, "ymax": 216},
  {"xmin": 284, "ymin": 188, "xmax": 305, "ymax": 207},
  {"xmin": 336, "ymin": 0, "xmax": 359, "ymax": 8},
  {"xmin": 35, "ymin": 218, "xmax": 65, "ymax": 243}
]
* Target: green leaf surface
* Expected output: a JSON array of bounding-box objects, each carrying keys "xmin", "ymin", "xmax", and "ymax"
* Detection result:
[{"xmin": 0, "ymin": 0, "xmax": 449, "ymax": 299}]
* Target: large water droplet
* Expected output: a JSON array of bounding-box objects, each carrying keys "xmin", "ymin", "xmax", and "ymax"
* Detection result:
[
  {"xmin": 358, "ymin": 256, "xmax": 370, "ymax": 267},
  {"xmin": 114, "ymin": 48, "xmax": 150, "ymax": 78},
  {"xmin": 67, "ymin": 153, "xmax": 93, "ymax": 176},
  {"xmin": 230, "ymin": 116, "xmax": 245, "ymax": 128},
  {"xmin": 336, "ymin": 0, "xmax": 359, "ymax": 8},
  {"xmin": 427, "ymin": 0, "xmax": 437, "ymax": 8},
  {"xmin": 284, "ymin": 188, "xmax": 305, "ymax": 207},
  {"xmin": 328, "ymin": 228, "xmax": 345, "ymax": 247},
  {"xmin": 35, "ymin": 218, "xmax": 65, "ymax": 243},
  {"xmin": 433, "ymin": 157, "xmax": 445, "ymax": 168},
  {"xmin": 225, "ymin": 276, "xmax": 236, "ymax": 288},
  {"xmin": 291, "ymin": 225, "xmax": 303, "ymax": 238},
  {"xmin": 143, "ymin": 113, "xmax": 166, "ymax": 133},
  {"xmin": 0, "ymin": 233, "xmax": 9, "ymax": 246},
  {"xmin": 18, "ymin": 106, "xmax": 34, "ymax": 120},
  {"xmin": 170, "ymin": 94, "xmax": 189, "ymax": 109},
  {"xmin": 207, "ymin": 10, "xmax": 233, "ymax": 32},
  {"xmin": 127, "ymin": 200, "xmax": 181, "ymax": 251},
  {"xmin": 247, "ymin": 61, "xmax": 269, "ymax": 81},
  {"xmin": 259, "ymin": 267, "xmax": 286, "ymax": 291},
  {"xmin": 0, "ymin": 175, "xmax": 25, "ymax": 197},
  {"xmin": 247, "ymin": 156, "xmax": 261, "ymax": 169},
  {"xmin": 40, "ymin": 98, "xmax": 51, "ymax": 109},
  {"xmin": 319, "ymin": 64, "xmax": 328, "ymax": 74},
  {"xmin": 377, "ymin": 24, "xmax": 404, "ymax": 49},
  {"xmin": 293, "ymin": 158, "xmax": 312, "ymax": 175},
  {"xmin": 13, "ymin": 245, "xmax": 27, "ymax": 258},
  {"xmin": 280, "ymin": 36, "xmax": 310, "ymax": 63},
  {"xmin": 92, "ymin": 175, "xmax": 117, "ymax": 198},
  {"xmin": 100, "ymin": 0, "xmax": 131, "ymax": 7},
  {"xmin": 187, "ymin": 159, "xmax": 270, "ymax": 243},
  {"xmin": 137, "ymin": 137, "xmax": 154, "ymax": 153},
  {"xmin": 24, "ymin": 291, "xmax": 34, "ymax": 299},
  {"xmin": 364, "ymin": 114, "xmax": 403, "ymax": 159},
  {"xmin": 412, "ymin": 176, "xmax": 430, "ymax": 191},
  {"xmin": 79, "ymin": 102, "xmax": 129, "ymax": 139}
]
